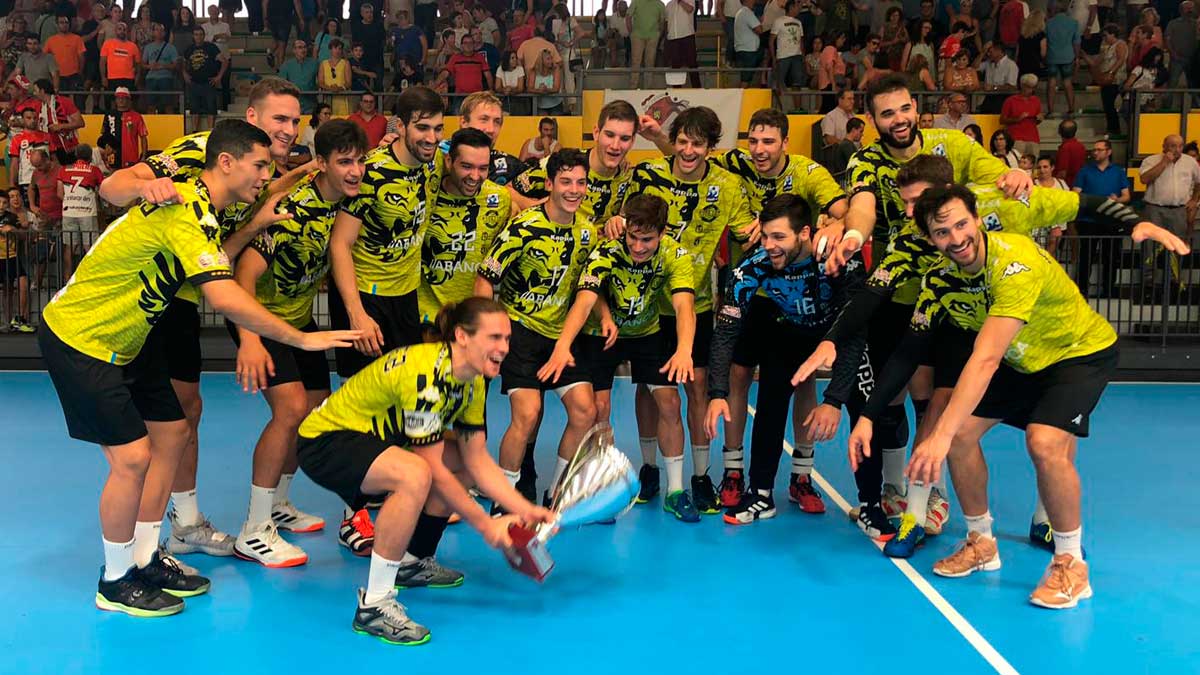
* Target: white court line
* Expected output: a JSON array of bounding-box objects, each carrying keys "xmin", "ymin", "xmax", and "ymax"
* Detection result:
[{"xmin": 745, "ymin": 403, "xmax": 1020, "ymax": 675}]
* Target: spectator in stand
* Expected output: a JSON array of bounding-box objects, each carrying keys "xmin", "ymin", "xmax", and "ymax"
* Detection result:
[
  {"xmin": 0, "ymin": 190, "xmax": 34, "ymax": 333},
  {"xmin": 629, "ymin": 0, "xmax": 663, "ymax": 87},
  {"xmin": 1123, "ymin": 45, "xmax": 1164, "ymax": 112},
  {"xmin": 1139, "ymin": 134, "xmax": 1200, "ymax": 242},
  {"xmin": 98, "ymin": 5, "xmax": 123, "ymax": 46},
  {"xmin": 941, "ymin": 44, "xmax": 979, "ymax": 92},
  {"xmin": 938, "ymin": 20, "xmax": 969, "ymax": 66},
  {"xmin": 349, "ymin": 42, "xmax": 379, "ymax": 92},
  {"xmin": 1165, "ymin": 1, "xmax": 1195, "ymax": 106},
  {"xmin": 1044, "ymin": 3, "xmax": 1079, "ymax": 117},
  {"xmin": 517, "ymin": 25, "xmax": 560, "ymax": 75},
  {"xmin": 279, "ymin": 39, "xmax": 319, "ymax": 114},
  {"xmin": 962, "ymin": 122, "xmax": 983, "ymax": 143},
  {"xmin": 820, "ymin": 88, "xmax": 855, "ymax": 147},
  {"xmin": 857, "ymin": 33, "xmax": 891, "ymax": 87},
  {"xmin": 28, "ymin": 147, "xmax": 62, "ymax": 288},
  {"xmin": 1070, "ymin": 0, "xmax": 1099, "ymax": 56},
  {"xmin": 389, "ymin": 10, "xmax": 425, "ymax": 73},
  {"xmin": 32, "ymin": 78, "xmax": 82, "ymax": 164},
  {"xmin": 2, "ymin": 17, "xmax": 30, "ymax": 82},
  {"xmin": 829, "ymin": 115, "xmax": 864, "ymax": 180},
  {"xmin": 98, "ymin": 86, "xmax": 148, "ymax": 169},
  {"xmin": 315, "ymin": 18, "xmax": 342, "ymax": 62},
  {"xmin": 901, "ymin": 20, "xmax": 936, "ymax": 75},
  {"xmin": 495, "ymin": 50, "xmax": 526, "ymax": 112},
  {"xmin": 999, "ymin": 73, "xmax": 1041, "ymax": 157},
  {"xmin": 55, "ymin": 143, "xmax": 103, "ymax": 280},
  {"xmin": 508, "ymin": 8, "xmax": 536, "ymax": 54},
  {"xmin": 978, "ymin": 40, "xmax": 1017, "ymax": 113},
  {"xmin": 173, "ymin": 7, "xmax": 198, "ymax": 54},
  {"xmin": 550, "ymin": 6, "xmax": 582, "ymax": 110},
  {"xmin": 518, "ymin": 116, "xmax": 559, "ymax": 162},
  {"xmin": 141, "ymin": 23, "xmax": 178, "ymax": 114},
  {"xmin": 611, "ymin": 0, "xmax": 631, "ymax": 66},
  {"xmin": 1072, "ymin": 138, "xmax": 1128, "ymax": 298},
  {"xmin": 393, "ymin": 55, "xmax": 423, "ymax": 91},
  {"xmin": 818, "ymin": 31, "xmax": 848, "ymax": 113},
  {"xmin": 44, "ymin": 16, "xmax": 84, "ymax": 103},
  {"xmin": 934, "ymin": 91, "xmax": 975, "ymax": 130},
  {"xmin": 1135, "ymin": 6, "xmax": 1162, "ymax": 50},
  {"xmin": 130, "ymin": 4, "xmax": 154, "ymax": 49},
  {"xmin": 665, "ymin": 0, "xmax": 700, "ymax": 87},
  {"xmin": 1084, "ymin": 23, "xmax": 1126, "ymax": 136},
  {"xmin": 997, "ymin": 0, "xmax": 1026, "ymax": 54},
  {"xmin": 442, "ymin": 32, "xmax": 491, "ymax": 101},
  {"xmin": 948, "ymin": 0, "xmax": 982, "ymax": 57},
  {"xmin": 989, "ymin": 128, "xmax": 1020, "ymax": 167},
  {"xmin": 732, "ymin": 0, "xmax": 762, "ymax": 86},
  {"xmin": 265, "ymin": 0, "xmax": 302, "ymax": 70},
  {"xmin": 472, "ymin": 26, "xmax": 499, "ymax": 73},
  {"xmin": 15, "ymin": 33, "xmax": 59, "ymax": 91},
  {"xmin": 716, "ymin": 0, "xmax": 740, "ymax": 66},
  {"xmin": 527, "ymin": 47, "xmax": 562, "ymax": 114},
  {"xmin": 771, "ymin": 0, "xmax": 805, "ymax": 107},
  {"xmin": 8, "ymin": 107, "xmax": 49, "ymax": 207},
  {"xmin": 299, "ymin": 102, "xmax": 330, "ymax": 155},
  {"xmin": 879, "ymin": 7, "xmax": 908, "ymax": 70},
  {"xmin": 1016, "ymin": 9, "xmax": 1045, "ymax": 78},
  {"xmin": 203, "ymin": 4, "xmax": 232, "ymax": 104},
  {"xmin": 918, "ymin": 110, "xmax": 934, "ymax": 128},
  {"xmin": 99, "ymin": 20, "xmax": 138, "ymax": 96},
  {"xmin": 352, "ymin": 3, "xmax": 386, "ymax": 79},
  {"xmin": 318, "ymin": 37, "xmax": 352, "ymax": 115},
  {"xmin": 182, "ymin": 25, "xmax": 224, "ymax": 130},
  {"xmin": 1034, "ymin": 155, "xmax": 1071, "ymax": 255},
  {"xmin": 909, "ymin": 0, "xmax": 944, "ymax": 47},
  {"xmin": 1053, "ymin": 118, "xmax": 1085, "ymax": 185},
  {"xmin": 33, "ymin": 0, "xmax": 58, "ymax": 45},
  {"xmin": 348, "ymin": 91, "xmax": 387, "ymax": 147},
  {"xmin": 472, "ymin": 5, "xmax": 499, "ymax": 46}
]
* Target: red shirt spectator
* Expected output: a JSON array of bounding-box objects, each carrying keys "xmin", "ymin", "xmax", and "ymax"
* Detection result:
[
  {"xmin": 445, "ymin": 51, "xmax": 490, "ymax": 93},
  {"xmin": 8, "ymin": 125, "xmax": 51, "ymax": 188},
  {"xmin": 348, "ymin": 111, "xmax": 388, "ymax": 148},
  {"xmin": 1000, "ymin": 91, "xmax": 1041, "ymax": 143},
  {"xmin": 1056, "ymin": 136, "xmax": 1087, "ymax": 186},
  {"xmin": 57, "ymin": 159, "xmax": 105, "ymax": 218},
  {"xmin": 37, "ymin": 93, "xmax": 82, "ymax": 154},
  {"xmin": 32, "ymin": 159, "xmax": 64, "ymax": 221},
  {"xmin": 998, "ymin": 0, "xmax": 1026, "ymax": 48},
  {"xmin": 508, "ymin": 17, "xmax": 535, "ymax": 53}
]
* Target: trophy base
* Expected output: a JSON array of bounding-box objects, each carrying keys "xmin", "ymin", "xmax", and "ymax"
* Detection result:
[{"xmin": 505, "ymin": 524, "xmax": 555, "ymax": 582}]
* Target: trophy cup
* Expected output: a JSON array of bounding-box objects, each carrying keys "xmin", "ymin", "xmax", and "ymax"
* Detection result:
[{"xmin": 504, "ymin": 423, "xmax": 640, "ymax": 582}]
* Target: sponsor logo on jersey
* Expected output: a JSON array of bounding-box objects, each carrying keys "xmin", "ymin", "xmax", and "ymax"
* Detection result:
[
  {"xmin": 1001, "ymin": 261, "xmax": 1030, "ymax": 278},
  {"xmin": 580, "ymin": 229, "xmax": 592, "ymax": 246},
  {"xmin": 706, "ymin": 185, "xmax": 720, "ymax": 202},
  {"xmin": 152, "ymin": 153, "xmax": 180, "ymax": 175},
  {"xmin": 932, "ymin": 143, "xmax": 947, "ymax": 156},
  {"xmin": 783, "ymin": 176, "xmax": 794, "ymax": 191},
  {"xmin": 486, "ymin": 193, "xmax": 500, "ymax": 207},
  {"xmin": 699, "ymin": 204, "xmax": 719, "ymax": 222},
  {"xmin": 403, "ymin": 410, "xmax": 440, "ymax": 437},
  {"xmin": 418, "ymin": 385, "xmax": 441, "ymax": 403},
  {"xmin": 983, "ymin": 212, "xmax": 1002, "ymax": 231}
]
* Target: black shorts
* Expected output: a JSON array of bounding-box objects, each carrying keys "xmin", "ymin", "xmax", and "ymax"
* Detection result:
[
  {"xmin": 39, "ymin": 324, "xmax": 184, "ymax": 446},
  {"xmin": 500, "ymin": 321, "xmax": 591, "ymax": 393},
  {"xmin": 0, "ymin": 257, "xmax": 26, "ymax": 283},
  {"xmin": 328, "ymin": 289, "xmax": 423, "ymax": 378},
  {"xmin": 150, "ymin": 298, "xmax": 203, "ymax": 383},
  {"xmin": 584, "ymin": 331, "xmax": 673, "ymax": 392},
  {"xmin": 660, "ymin": 310, "xmax": 714, "ymax": 369},
  {"xmin": 731, "ymin": 295, "xmax": 777, "ymax": 368},
  {"xmin": 931, "ymin": 322, "xmax": 979, "ymax": 390},
  {"xmin": 298, "ymin": 430, "xmax": 394, "ymax": 510},
  {"xmin": 227, "ymin": 319, "xmax": 331, "ymax": 391},
  {"xmin": 267, "ymin": 14, "xmax": 293, "ymax": 42},
  {"xmin": 973, "ymin": 343, "xmax": 1119, "ymax": 438}
]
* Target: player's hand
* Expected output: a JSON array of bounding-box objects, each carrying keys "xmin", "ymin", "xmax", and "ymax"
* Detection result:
[
  {"xmin": 997, "ymin": 168, "xmax": 1033, "ymax": 199},
  {"xmin": 847, "ymin": 417, "xmax": 874, "ymax": 472},
  {"xmin": 704, "ymin": 398, "xmax": 731, "ymax": 441},
  {"xmin": 297, "ymin": 329, "xmax": 362, "ymax": 352},
  {"xmin": 738, "ymin": 218, "xmax": 762, "ymax": 247},
  {"xmin": 518, "ymin": 504, "xmax": 556, "ymax": 527},
  {"xmin": 378, "ymin": 132, "xmax": 399, "ymax": 148},
  {"xmin": 537, "ymin": 344, "xmax": 575, "ymax": 383},
  {"xmin": 600, "ymin": 317, "xmax": 619, "ymax": 350},
  {"xmin": 906, "ymin": 433, "xmax": 952, "ymax": 486},
  {"xmin": 482, "ymin": 514, "xmax": 519, "ymax": 549},
  {"xmin": 1132, "ymin": 222, "xmax": 1191, "ymax": 255},
  {"xmin": 246, "ymin": 190, "xmax": 291, "ymax": 234},
  {"xmin": 349, "ymin": 309, "xmax": 385, "ymax": 356},
  {"xmin": 660, "ymin": 349, "xmax": 693, "ymax": 383},
  {"xmin": 139, "ymin": 177, "xmax": 183, "ymax": 205},
  {"xmin": 792, "ymin": 340, "xmax": 836, "ymax": 385},
  {"xmin": 637, "ymin": 114, "xmax": 665, "ymax": 143},
  {"xmin": 604, "ymin": 215, "xmax": 626, "ymax": 240},
  {"xmin": 815, "ymin": 218, "xmax": 845, "ymax": 261},
  {"xmin": 804, "ymin": 403, "xmax": 842, "ymax": 442},
  {"xmin": 236, "ymin": 339, "xmax": 275, "ymax": 393},
  {"xmin": 824, "ymin": 234, "xmax": 862, "ymax": 275}
]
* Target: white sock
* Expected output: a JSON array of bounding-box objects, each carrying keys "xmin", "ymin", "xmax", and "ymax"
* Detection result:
[
  {"xmin": 364, "ymin": 552, "xmax": 403, "ymax": 604},
  {"xmin": 247, "ymin": 484, "xmax": 276, "ymax": 529},
  {"xmin": 503, "ymin": 469, "xmax": 520, "ymax": 487},
  {"xmin": 882, "ymin": 446, "xmax": 906, "ymax": 489},
  {"xmin": 722, "ymin": 445, "xmax": 744, "ymax": 470},
  {"xmin": 964, "ymin": 511, "xmax": 994, "ymax": 539},
  {"xmin": 102, "ymin": 536, "xmax": 135, "ymax": 581},
  {"xmin": 1052, "ymin": 525, "xmax": 1083, "ymax": 559},
  {"xmin": 275, "ymin": 472, "xmax": 295, "ymax": 504},
  {"xmin": 664, "ymin": 455, "xmax": 684, "ymax": 493},
  {"xmin": 133, "ymin": 520, "xmax": 162, "ymax": 568},
  {"xmin": 170, "ymin": 489, "xmax": 201, "ymax": 527},
  {"xmin": 692, "ymin": 444, "xmax": 710, "ymax": 476},
  {"xmin": 400, "ymin": 551, "xmax": 419, "ymax": 564},
  {"xmin": 1032, "ymin": 493, "xmax": 1049, "ymax": 524},
  {"xmin": 551, "ymin": 457, "xmax": 570, "ymax": 488},
  {"xmin": 639, "ymin": 437, "xmax": 658, "ymax": 467},
  {"xmin": 756, "ymin": 488, "xmax": 771, "ymax": 498},
  {"xmin": 791, "ymin": 443, "xmax": 814, "ymax": 477},
  {"xmin": 907, "ymin": 482, "xmax": 932, "ymax": 524}
]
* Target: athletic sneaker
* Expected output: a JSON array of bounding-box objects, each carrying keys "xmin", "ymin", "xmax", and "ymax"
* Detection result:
[
  {"xmin": 9, "ymin": 316, "xmax": 33, "ymax": 333},
  {"xmin": 723, "ymin": 491, "xmax": 776, "ymax": 525},
  {"xmin": 881, "ymin": 483, "xmax": 908, "ymax": 519},
  {"xmin": 856, "ymin": 503, "xmax": 897, "ymax": 541},
  {"xmin": 166, "ymin": 512, "xmax": 235, "ymax": 556},
  {"xmin": 882, "ymin": 513, "xmax": 925, "ymax": 558},
  {"xmin": 1029, "ymin": 554, "xmax": 1092, "ymax": 609},
  {"xmin": 158, "ymin": 547, "xmax": 201, "ymax": 576},
  {"xmin": 788, "ymin": 474, "xmax": 826, "ymax": 514},
  {"xmin": 663, "ymin": 490, "xmax": 701, "ymax": 522},
  {"xmin": 635, "ymin": 464, "xmax": 660, "ymax": 504},
  {"xmin": 691, "ymin": 474, "xmax": 721, "ymax": 515},
  {"xmin": 932, "ymin": 531, "xmax": 1001, "ymax": 578},
  {"xmin": 96, "ymin": 566, "xmax": 184, "ymax": 617},
  {"xmin": 352, "ymin": 588, "xmax": 431, "ymax": 645},
  {"xmin": 925, "ymin": 487, "xmax": 950, "ymax": 535},
  {"xmin": 234, "ymin": 521, "xmax": 308, "ymax": 568},
  {"xmin": 137, "ymin": 551, "xmax": 211, "ymax": 598},
  {"xmin": 271, "ymin": 501, "xmax": 325, "ymax": 533},
  {"xmin": 1029, "ymin": 520, "xmax": 1054, "ymax": 552},
  {"xmin": 718, "ymin": 469, "xmax": 745, "ymax": 507},
  {"xmin": 394, "ymin": 556, "xmax": 464, "ymax": 589},
  {"xmin": 339, "ymin": 508, "xmax": 375, "ymax": 557}
]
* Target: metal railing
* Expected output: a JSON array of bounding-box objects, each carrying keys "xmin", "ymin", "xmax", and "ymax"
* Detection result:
[
  {"xmin": 579, "ymin": 66, "xmax": 773, "ymax": 98},
  {"xmin": 290, "ymin": 89, "xmax": 584, "ymax": 115}
]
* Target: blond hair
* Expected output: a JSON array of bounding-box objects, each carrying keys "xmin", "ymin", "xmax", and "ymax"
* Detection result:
[{"xmin": 460, "ymin": 91, "xmax": 504, "ymax": 121}]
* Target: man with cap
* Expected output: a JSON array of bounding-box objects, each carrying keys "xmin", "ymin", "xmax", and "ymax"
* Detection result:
[{"xmin": 99, "ymin": 87, "xmax": 148, "ymax": 169}]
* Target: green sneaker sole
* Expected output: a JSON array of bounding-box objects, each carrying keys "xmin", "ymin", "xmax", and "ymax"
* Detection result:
[
  {"xmin": 396, "ymin": 577, "xmax": 464, "ymax": 590},
  {"xmin": 95, "ymin": 593, "xmax": 184, "ymax": 617},
  {"xmin": 353, "ymin": 627, "xmax": 432, "ymax": 646},
  {"xmin": 163, "ymin": 581, "xmax": 211, "ymax": 598}
]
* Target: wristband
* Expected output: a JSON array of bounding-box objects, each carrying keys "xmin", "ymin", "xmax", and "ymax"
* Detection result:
[{"xmin": 842, "ymin": 229, "xmax": 865, "ymax": 248}]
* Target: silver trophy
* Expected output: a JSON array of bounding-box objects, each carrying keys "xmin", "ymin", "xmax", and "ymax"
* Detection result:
[{"xmin": 504, "ymin": 423, "xmax": 640, "ymax": 581}]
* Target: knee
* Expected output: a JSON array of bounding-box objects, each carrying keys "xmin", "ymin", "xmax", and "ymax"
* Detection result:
[
  {"xmin": 1026, "ymin": 429, "xmax": 1070, "ymax": 469},
  {"xmin": 654, "ymin": 389, "xmax": 682, "ymax": 420},
  {"xmin": 391, "ymin": 455, "xmax": 432, "ymax": 496},
  {"xmin": 179, "ymin": 392, "xmax": 203, "ymax": 427},
  {"xmin": 508, "ymin": 403, "xmax": 541, "ymax": 435},
  {"xmin": 271, "ymin": 393, "xmax": 311, "ymax": 429},
  {"xmin": 566, "ymin": 397, "xmax": 597, "ymax": 427},
  {"xmin": 595, "ymin": 397, "xmax": 612, "ymax": 423},
  {"xmin": 110, "ymin": 442, "xmax": 152, "ymax": 477}
]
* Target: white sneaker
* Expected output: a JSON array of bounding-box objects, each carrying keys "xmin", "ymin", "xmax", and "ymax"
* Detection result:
[
  {"xmin": 234, "ymin": 521, "xmax": 308, "ymax": 568},
  {"xmin": 881, "ymin": 483, "xmax": 908, "ymax": 519},
  {"xmin": 271, "ymin": 501, "xmax": 325, "ymax": 533},
  {"xmin": 166, "ymin": 512, "xmax": 236, "ymax": 556},
  {"xmin": 925, "ymin": 487, "xmax": 951, "ymax": 536},
  {"xmin": 157, "ymin": 545, "xmax": 201, "ymax": 576}
]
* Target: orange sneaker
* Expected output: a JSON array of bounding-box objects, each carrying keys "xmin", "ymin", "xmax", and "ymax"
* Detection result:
[
  {"xmin": 1030, "ymin": 554, "xmax": 1092, "ymax": 609},
  {"xmin": 932, "ymin": 531, "xmax": 1001, "ymax": 578}
]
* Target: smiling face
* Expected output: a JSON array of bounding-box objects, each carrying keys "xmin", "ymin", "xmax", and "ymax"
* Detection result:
[
  {"xmin": 223, "ymin": 142, "xmax": 275, "ymax": 204},
  {"xmin": 402, "ymin": 112, "xmax": 445, "ymax": 163},
  {"xmin": 592, "ymin": 118, "xmax": 634, "ymax": 171},
  {"xmin": 444, "ymin": 142, "xmax": 490, "ymax": 197},
  {"xmin": 868, "ymin": 89, "xmax": 919, "ymax": 150},
  {"xmin": 760, "ymin": 216, "xmax": 807, "ymax": 270},
  {"xmin": 246, "ymin": 93, "xmax": 302, "ymax": 163},
  {"xmin": 549, "ymin": 165, "xmax": 587, "ymax": 215},
  {"xmin": 462, "ymin": 102, "xmax": 503, "ymax": 142},
  {"xmin": 747, "ymin": 123, "xmax": 786, "ymax": 176},
  {"xmin": 624, "ymin": 225, "xmax": 662, "ymax": 263},
  {"xmin": 672, "ymin": 132, "xmax": 710, "ymax": 179},
  {"xmin": 926, "ymin": 197, "xmax": 983, "ymax": 268},
  {"xmin": 456, "ymin": 311, "xmax": 510, "ymax": 379},
  {"xmin": 318, "ymin": 148, "xmax": 366, "ymax": 198}
]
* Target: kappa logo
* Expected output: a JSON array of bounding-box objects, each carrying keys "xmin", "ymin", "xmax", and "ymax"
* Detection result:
[
  {"xmin": 706, "ymin": 185, "xmax": 720, "ymax": 202},
  {"xmin": 1071, "ymin": 414, "xmax": 1083, "ymax": 426},
  {"xmin": 1001, "ymin": 261, "xmax": 1030, "ymax": 278},
  {"xmin": 806, "ymin": 162, "xmax": 819, "ymax": 173}
]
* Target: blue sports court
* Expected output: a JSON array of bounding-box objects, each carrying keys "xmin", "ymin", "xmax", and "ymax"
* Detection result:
[{"xmin": 1, "ymin": 372, "xmax": 1196, "ymax": 675}]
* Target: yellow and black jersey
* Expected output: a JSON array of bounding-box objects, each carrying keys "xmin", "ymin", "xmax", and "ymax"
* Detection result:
[
  {"xmin": 342, "ymin": 143, "xmax": 443, "ymax": 297},
  {"xmin": 249, "ymin": 172, "xmax": 341, "ymax": 328},
  {"xmin": 846, "ymin": 129, "xmax": 1009, "ymax": 248},
  {"xmin": 418, "ymin": 180, "xmax": 511, "ymax": 322},
  {"xmin": 478, "ymin": 204, "xmax": 598, "ymax": 339},
  {"xmin": 711, "ymin": 149, "xmax": 846, "ymax": 218},
  {"xmin": 298, "ymin": 342, "xmax": 486, "ymax": 445},
  {"xmin": 912, "ymin": 230, "xmax": 1116, "ymax": 373},
  {"xmin": 43, "ymin": 180, "xmax": 233, "ymax": 365},
  {"xmin": 510, "ymin": 149, "xmax": 634, "ymax": 224},
  {"xmin": 626, "ymin": 156, "xmax": 753, "ymax": 314},
  {"xmin": 577, "ymin": 234, "xmax": 694, "ymax": 338}
]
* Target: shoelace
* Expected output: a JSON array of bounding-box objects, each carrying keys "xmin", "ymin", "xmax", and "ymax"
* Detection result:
[
  {"xmin": 352, "ymin": 511, "xmax": 375, "ymax": 538},
  {"xmin": 897, "ymin": 513, "xmax": 918, "ymax": 539},
  {"xmin": 1042, "ymin": 557, "xmax": 1074, "ymax": 592},
  {"xmin": 378, "ymin": 595, "xmax": 414, "ymax": 626}
]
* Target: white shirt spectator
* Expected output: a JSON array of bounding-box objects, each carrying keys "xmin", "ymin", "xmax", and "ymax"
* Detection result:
[
  {"xmin": 478, "ymin": 17, "xmax": 500, "ymax": 46},
  {"xmin": 933, "ymin": 112, "xmax": 977, "ymax": 131},
  {"xmin": 496, "ymin": 64, "xmax": 525, "ymax": 89},
  {"xmin": 722, "ymin": 0, "xmax": 742, "ymax": 17},
  {"xmin": 733, "ymin": 6, "xmax": 761, "ymax": 53},
  {"xmin": 204, "ymin": 19, "xmax": 231, "ymax": 55},
  {"xmin": 820, "ymin": 107, "xmax": 854, "ymax": 143},
  {"xmin": 1069, "ymin": 0, "xmax": 1099, "ymax": 36},
  {"xmin": 666, "ymin": 0, "xmax": 695, "ymax": 40},
  {"xmin": 762, "ymin": 0, "xmax": 786, "ymax": 32},
  {"xmin": 771, "ymin": 15, "xmax": 804, "ymax": 61},
  {"xmin": 1141, "ymin": 153, "xmax": 1200, "ymax": 207},
  {"xmin": 980, "ymin": 54, "xmax": 1019, "ymax": 88}
]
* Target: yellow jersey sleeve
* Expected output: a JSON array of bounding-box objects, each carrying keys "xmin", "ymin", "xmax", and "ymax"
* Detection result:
[{"xmin": 145, "ymin": 131, "xmax": 209, "ymax": 181}]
